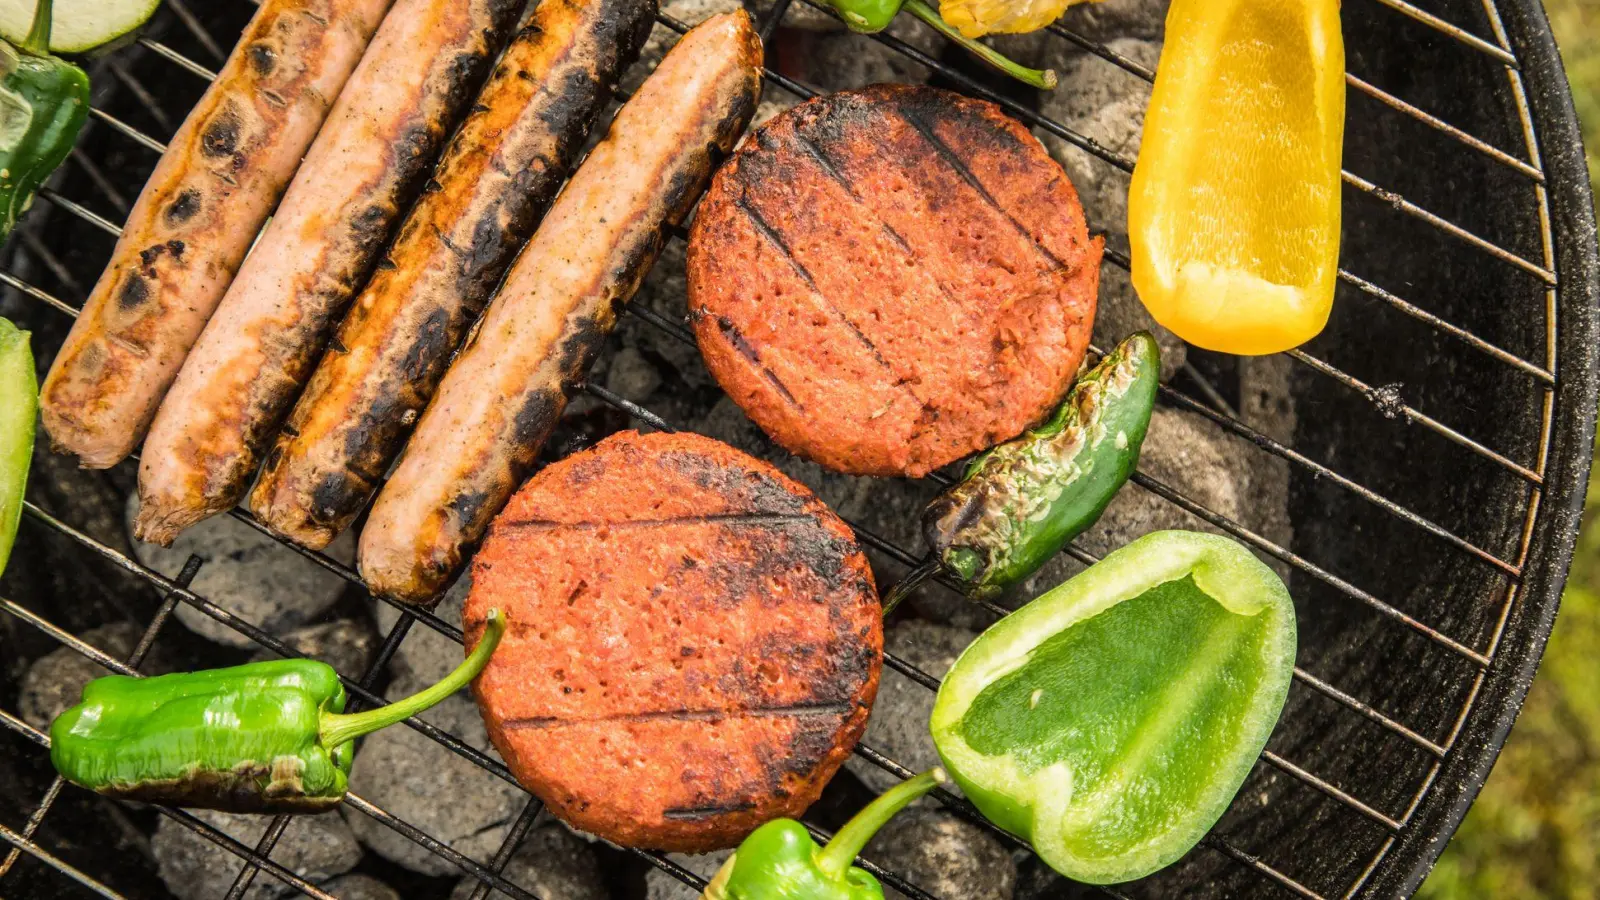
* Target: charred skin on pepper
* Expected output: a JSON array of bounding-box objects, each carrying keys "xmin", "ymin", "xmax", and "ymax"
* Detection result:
[
  {"xmin": 922, "ymin": 331, "xmax": 1160, "ymax": 598},
  {"xmin": 51, "ymin": 610, "xmax": 508, "ymax": 813}
]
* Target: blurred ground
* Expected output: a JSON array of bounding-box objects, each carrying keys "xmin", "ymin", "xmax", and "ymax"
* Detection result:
[{"xmin": 1419, "ymin": 2, "xmax": 1600, "ymax": 895}]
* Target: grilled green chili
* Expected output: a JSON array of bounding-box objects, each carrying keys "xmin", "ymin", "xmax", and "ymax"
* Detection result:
[
  {"xmin": 0, "ymin": 0, "xmax": 90, "ymax": 245},
  {"xmin": 931, "ymin": 531, "xmax": 1296, "ymax": 883},
  {"xmin": 52, "ymin": 609, "xmax": 508, "ymax": 813},
  {"xmin": 886, "ymin": 332, "xmax": 1159, "ymax": 611},
  {"xmin": 704, "ymin": 768, "xmax": 948, "ymax": 900},
  {"xmin": 0, "ymin": 316, "xmax": 33, "ymax": 575}
]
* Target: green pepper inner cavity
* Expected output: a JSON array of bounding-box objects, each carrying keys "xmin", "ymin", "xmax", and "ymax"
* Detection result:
[{"xmin": 956, "ymin": 575, "xmax": 1271, "ymax": 853}]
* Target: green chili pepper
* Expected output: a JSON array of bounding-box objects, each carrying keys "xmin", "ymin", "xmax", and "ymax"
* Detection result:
[
  {"xmin": 0, "ymin": 0, "xmax": 90, "ymax": 246},
  {"xmin": 821, "ymin": 0, "xmax": 1056, "ymax": 89},
  {"xmin": 930, "ymin": 531, "xmax": 1296, "ymax": 884},
  {"xmin": 51, "ymin": 609, "xmax": 509, "ymax": 813},
  {"xmin": 704, "ymin": 768, "xmax": 948, "ymax": 900},
  {"xmin": 0, "ymin": 316, "xmax": 33, "ymax": 575},
  {"xmin": 885, "ymin": 332, "xmax": 1159, "ymax": 612}
]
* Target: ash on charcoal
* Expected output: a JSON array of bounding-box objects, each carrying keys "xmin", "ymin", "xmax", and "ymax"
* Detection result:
[
  {"xmin": 846, "ymin": 620, "xmax": 975, "ymax": 795},
  {"xmin": 152, "ymin": 808, "xmax": 362, "ymax": 900},
  {"xmin": 606, "ymin": 346, "xmax": 664, "ymax": 403},
  {"xmin": 448, "ymin": 822, "xmax": 607, "ymax": 900},
  {"xmin": 249, "ymin": 616, "xmax": 380, "ymax": 680},
  {"xmin": 124, "ymin": 493, "xmax": 356, "ymax": 649},
  {"xmin": 375, "ymin": 573, "xmax": 468, "ymax": 686},
  {"xmin": 865, "ymin": 808, "xmax": 1016, "ymax": 900},
  {"xmin": 319, "ymin": 874, "xmax": 400, "ymax": 900},
  {"xmin": 344, "ymin": 675, "xmax": 524, "ymax": 877},
  {"xmin": 645, "ymin": 850, "xmax": 731, "ymax": 900},
  {"xmin": 18, "ymin": 621, "xmax": 175, "ymax": 729}
]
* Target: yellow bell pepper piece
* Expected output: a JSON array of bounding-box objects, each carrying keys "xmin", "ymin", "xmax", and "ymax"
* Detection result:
[
  {"xmin": 938, "ymin": 0, "xmax": 1100, "ymax": 38},
  {"xmin": 1128, "ymin": 0, "xmax": 1345, "ymax": 356}
]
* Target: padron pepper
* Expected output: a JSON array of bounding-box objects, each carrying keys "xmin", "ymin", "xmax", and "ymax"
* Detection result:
[
  {"xmin": 0, "ymin": 0, "xmax": 90, "ymax": 246},
  {"xmin": 931, "ymin": 531, "xmax": 1296, "ymax": 883},
  {"xmin": 704, "ymin": 768, "xmax": 948, "ymax": 899},
  {"xmin": 1128, "ymin": 0, "xmax": 1344, "ymax": 355},
  {"xmin": 885, "ymin": 332, "xmax": 1159, "ymax": 610},
  {"xmin": 0, "ymin": 316, "xmax": 33, "ymax": 575},
  {"xmin": 52, "ymin": 609, "xmax": 508, "ymax": 813},
  {"xmin": 823, "ymin": 0, "xmax": 1057, "ymax": 89}
]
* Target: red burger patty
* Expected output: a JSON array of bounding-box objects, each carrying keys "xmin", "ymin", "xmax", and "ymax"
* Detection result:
[
  {"xmin": 463, "ymin": 431, "xmax": 882, "ymax": 851},
  {"xmin": 687, "ymin": 83, "xmax": 1102, "ymax": 477}
]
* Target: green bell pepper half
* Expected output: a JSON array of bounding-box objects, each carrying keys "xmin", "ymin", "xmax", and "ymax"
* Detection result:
[
  {"xmin": 0, "ymin": 0, "xmax": 90, "ymax": 246},
  {"xmin": 0, "ymin": 316, "xmax": 33, "ymax": 576},
  {"xmin": 52, "ymin": 609, "xmax": 508, "ymax": 813},
  {"xmin": 704, "ymin": 768, "xmax": 948, "ymax": 900},
  {"xmin": 930, "ymin": 531, "xmax": 1296, "ymax": 884}
]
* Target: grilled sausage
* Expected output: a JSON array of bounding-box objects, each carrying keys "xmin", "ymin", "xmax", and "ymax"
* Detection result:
[
  {"xmin": 39, "ymin": 0, "xmax": 393, "ymax": 470},
  {"xmin": 465, "ymin": 430, "xmax": 881, "ymax": 851},
  {"xmin": 131, "ymin": 0, "xmax": 527, "ymax": 546},
  {"xmin": 359, "ymin": 11, "xmax": 764, "ymax": 606},
  {"xmin": 246, "ymin": 0, "xmax": 658, "ymax": 551}
]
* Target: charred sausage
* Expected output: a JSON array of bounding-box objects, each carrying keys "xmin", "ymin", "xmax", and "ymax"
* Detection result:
[
  {"xmin": 39, "ymin": 0, "xmax": 394, "ymax": 469},
  {"xmin": 247, "ymin": 0, "xmax": 658, "ymax": 550},
  {"xmin": 359, "ymin": 11, "xmax": 764, "ymax": 606},
  {"xmin": 132, "ymin": 0, "xmax": 527, "ymax": 546}
]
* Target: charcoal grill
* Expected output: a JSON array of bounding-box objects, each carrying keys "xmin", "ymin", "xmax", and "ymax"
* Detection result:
[{"xmin": 1, "ymin": 0, "xmax": 1596, "ymax": 896}]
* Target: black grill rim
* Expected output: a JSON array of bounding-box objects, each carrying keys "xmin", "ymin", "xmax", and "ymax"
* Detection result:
[{"xmin": 1372, "ymin": 0, "xmax": 1599, "ymax": 894}]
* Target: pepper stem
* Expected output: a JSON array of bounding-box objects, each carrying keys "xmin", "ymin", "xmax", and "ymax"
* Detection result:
[
  {"xmin": 22, "ymin": 0, "xmax": 53, "ymax": 56},
  {"xmin": 880, "ymin": 557, "xmax": 939, "ymax": 617},
  {"xmin": 815, "ymin": 768, "xmax": 948, "ymax": 881},
  {"xmin": 903, "ymin": 0, "xmax": 1057, "ymax": 90},
  {"xmin": 319, "ymin": 608, "xmax": 507, "ymax": 749}
]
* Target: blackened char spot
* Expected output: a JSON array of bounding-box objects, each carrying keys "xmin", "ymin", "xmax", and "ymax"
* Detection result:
[
  {"xmin": 117, "ymin": 274, "xmax": 150, "ymax": 312},
  {"xmin": 536, "ymin": 66, "xmax": 603, "ymax": 137},
  {"xmin": 201, "ymin": 106, "xmax": 242, "ymax": 159},
  {"xmin": 247, "ymin": 42, "xmax": 276, "ymax": 77},
  {"xmin": 553, "ymin": 314, "xmax": 610, "ymax": 386},
  {"xmin": 311, "ymin": 470, "xmax": 366, "ymax": 524},
  {"xmin": 165, "ymin": 240, "xmax": 185, "ymax": 258},
  {"xmin": 401, "ymin": 306, "xmax": 452, "ymax": 382},
  {"xmin": 165, "ymin": 189, "xmax": 201, "ymax": 227},
  {"xmin": 512, "ymin": 386, "xmax": 563, "ymax": 446},
  {"xmin": 448, "ymin": 490, "xmax": 491, "ymax": 529}
]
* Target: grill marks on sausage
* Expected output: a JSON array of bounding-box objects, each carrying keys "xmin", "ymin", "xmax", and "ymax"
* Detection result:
[
  {"xmin": 249, "ymin": 0, "xmax": 657, "ymax": 549},
  {"xmin": 200, "ymin": 105, "xmax": 243, "ymax": 160}
]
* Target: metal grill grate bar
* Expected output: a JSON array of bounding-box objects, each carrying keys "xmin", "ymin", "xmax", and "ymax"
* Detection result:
[{"xmin": 1370, "ymin": 0, "xmax": 1517, "ymax": 63}]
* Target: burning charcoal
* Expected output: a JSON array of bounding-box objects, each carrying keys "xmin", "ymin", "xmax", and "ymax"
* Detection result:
[
  {"xmin": 1056, "ymin": 0, "xmax": 1167, "ymax": 41},
  {"xmin": 343, "ymin": 676, "xmax": 524, "ymax": 876},
  {"xmin": 786, "ymin": 26, "xmax": 933, "ymax": 90},
  {"xmin": 152, "ymin": 808, "xmax": 362, "ymax": 900},
  {"xmin": 17, "ymin": 622, "xmax": 174, "ymax": 730},
  {"xmin": 645, "ymin": 850, "xmax": 732, "ymax": 900},
  {"xmin": 846, "ymin": 620, "xmax": 975, "ymax": 795},
  {"xmin": 374, "ymin": 573, "xmax": 468, "ymax": 686},
  {"xmin": 865, "ymin": 808, "xmax": 1016, "ymax": 900},
  {"xmin": 605, "ymin": 346, "xmax": 664, "ymax": 403},
  {"xmin": 249, "ymin": 616, "xmax": 381, "ymax": 680},
  {"xmin": 1095, "ymin": 264, "xmax": 1186, "ymax": 383},
  {"xmin": 318, "ymin": 874, "xmax": 400, "ymax": 900},
  {"xmin": 448, "ymin": 823, "xmax": 607, "ymax": 900},
  {"xmin": 124, "ymin": 493, "xmax": 356, "ymax": 649}
]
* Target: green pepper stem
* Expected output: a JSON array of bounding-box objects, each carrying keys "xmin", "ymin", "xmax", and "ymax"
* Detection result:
[
  {"xmin": 815, "ymin": 768, "xmax": 948, "ymax": 880},
  {"xmin": 902, "ymin": 0, "xmax": 1057, "ymax": 90},
  {"xmin": 880, "ymin": 557, "xmax": 939, "ymax": 617},
  {"xmin": 319, "ymin": 608, "xmax": 507, "ymax": 749},
  {"xmin": 22, "ymin": 0, "xmax": 52, "ymax": 56}
]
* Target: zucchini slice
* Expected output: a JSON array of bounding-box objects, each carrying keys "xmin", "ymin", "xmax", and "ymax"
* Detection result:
[{"xmin": 0, "ymin": 0, "xmax": 161, "ymax": 54}]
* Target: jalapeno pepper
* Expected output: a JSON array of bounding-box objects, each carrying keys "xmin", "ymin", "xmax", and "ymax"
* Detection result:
[
  {"xmin": 704, "ymin": 768, "xmax": 948, "ymax": 900},
  {"xmin": 884, "ymin": 333, "xmax": 1159, "ymax": 611},
  {"xmin": 0, "ymin": 316, "xmax": 33, "ymax": 575},
  {"xmin": 931, "ymin": 531, "xmax": 1296, "ymax": 883},
  {"xmin": 52, "ymin": 609, "xmax": 508, "ymax": 813},
  {"xmin": 1128, "ymin": 0, "xmax": 1344, "ymax": 355},
  {"xmin": 0, "ymin": 0, "xmax": 90, "ymax": 246},
  {"xmin": 822, "ymin": 0, "xmax": 1057, "ymax": 89}
]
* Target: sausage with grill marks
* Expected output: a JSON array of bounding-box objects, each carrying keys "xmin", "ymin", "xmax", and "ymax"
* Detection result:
[
  {"xmin": 246, "ymin": 0, "xmax": 659, "ymax": 551},
  {"xmin": 39, "ymin": 0, "xmax": 394, "ymax": 470},
  {"xmin": 131, "ymin": 0, "xmax": 528, "ymax": 547},
  {"xmin": 359, "ymin": 10, "xmax": 764, "ymax": 606}
]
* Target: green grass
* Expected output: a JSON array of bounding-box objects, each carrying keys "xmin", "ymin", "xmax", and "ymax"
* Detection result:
[{"xmin": 1418, "ymin": 3, "xmax": 1600, "ymax": 895}]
